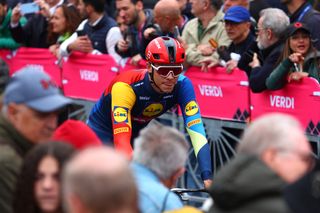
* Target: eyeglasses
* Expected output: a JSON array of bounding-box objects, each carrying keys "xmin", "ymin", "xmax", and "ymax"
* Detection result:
[{"xmin": 151, "ymin": 64, "xmax": 183, "ymax": 78}]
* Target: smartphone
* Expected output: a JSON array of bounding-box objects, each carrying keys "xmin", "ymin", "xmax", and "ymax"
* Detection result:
[
  {"xmin": 76, "ymin": 29, "xmax": 87, "ymax": 37},
  {"xmin": 20, "ymin": 2, "xmax": 39, "ymax": 15}
]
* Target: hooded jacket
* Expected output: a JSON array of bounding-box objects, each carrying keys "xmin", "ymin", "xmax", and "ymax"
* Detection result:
[{"xmin": 208, "ymin": 154, "xmax": 291, "ymax": 213}]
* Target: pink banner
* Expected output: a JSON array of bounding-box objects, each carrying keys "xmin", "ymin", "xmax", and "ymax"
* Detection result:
[
  {"xmin": 9, "ymin": 48, "xmax": 61, "ymax": 86},
  {"xmin": 61, "ymin": 52, "xmax": 118, "ymax": 101},
  {"xmin": 0, "ymin": 49, "xmax": 12, "ymax": 68},
  {"xmin": 119, "ymin": 58, "xmax": 147, "ymax": 73},
  {"xmin": 184, "ymin": 66, "xmax": 250, "ymax": 121},
  {"xmin": 250, "ymin": 77, "xmax": 320, "ymax": 136}
]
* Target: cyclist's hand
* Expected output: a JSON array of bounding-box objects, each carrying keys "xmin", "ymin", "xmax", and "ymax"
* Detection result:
[{"xmin": 204, "ymin": 179, "xmax": 212, "ymax": 188}]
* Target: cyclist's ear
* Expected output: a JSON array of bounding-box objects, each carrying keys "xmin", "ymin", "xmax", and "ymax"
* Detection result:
[{"xmin": 147, "ymin": 62, "xmax": 152, "ymax": 73}]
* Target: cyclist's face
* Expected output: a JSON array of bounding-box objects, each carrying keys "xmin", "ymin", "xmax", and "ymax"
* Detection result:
[{"xmin": 149, "ymin": 63, "xmax": 180, "ymax": 93}]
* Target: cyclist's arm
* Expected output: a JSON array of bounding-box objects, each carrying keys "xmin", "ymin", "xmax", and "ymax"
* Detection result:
[
  {"xmin": 111, "ymin": 82, "xmax": 136, "ymax": 157},
  {"xmin": 178, "ymin": 77, "xmax": 213, "ymax": 181}
]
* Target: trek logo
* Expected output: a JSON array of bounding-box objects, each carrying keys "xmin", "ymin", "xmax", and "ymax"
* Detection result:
[
  {"xmin": 113, "ymin": 106, "xmax": 128, "ymax": 123},
  {"xmin": 185, "ymin": 101, "xmax": 199, "ymax": 116},
  {"xmin": 143, "ymin": 103, "xmax": 163, "ymax": 117}
]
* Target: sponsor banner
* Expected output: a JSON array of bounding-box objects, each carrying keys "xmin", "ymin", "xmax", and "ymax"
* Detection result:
[
  {"xmin": 250, "ymin": 77, "xmax": 320, "ymax": 131},
  {"xmin": 61, "ymin": 52, "xmax": 118, "ymax": 101},
  {"xmin": 184, "ymin": 66, "xmax": 250, "ymax": 121},
  {"xmin": 9, "ymin": 48, "xmax": 61, "ymax": 86}
]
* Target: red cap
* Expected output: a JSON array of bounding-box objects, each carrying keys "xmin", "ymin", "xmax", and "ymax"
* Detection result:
[{"xmin": 52, "ymin": 120, "xmax": 102, "ymax": 150}]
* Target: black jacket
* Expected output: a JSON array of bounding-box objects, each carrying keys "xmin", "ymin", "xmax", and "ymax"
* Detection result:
[{"xmin": 10, "ymin": 13, "xmax": 49, "ymax": 48}]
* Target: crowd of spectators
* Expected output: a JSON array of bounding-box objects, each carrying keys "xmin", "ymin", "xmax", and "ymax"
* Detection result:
[{"xmin": 0, "ymin": 0, "xmax": 320, "ymax": 213}]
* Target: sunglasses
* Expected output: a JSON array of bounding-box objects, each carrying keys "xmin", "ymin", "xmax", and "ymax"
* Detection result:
[{"xmin": 151, "ymin": 64, "xmax": 183, "ymax": 77}]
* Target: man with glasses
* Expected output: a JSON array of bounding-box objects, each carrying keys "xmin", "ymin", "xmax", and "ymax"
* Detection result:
[
  {"xmin": 88, "ymin": 36, "xmax": 212, "ymax": 187},
  {"xmin": 0, "ymin": 67, "xmax": 72, "ymax": 213},
  {"xmin": 201, "ymin": 6, "xmax": 255, "ymax": 73},
  {"xmin": 208, "ymin": 113, "xmax": 314, "ymax": 213},
  {"xmin": 238, "ymin": 8, "xmax": 289, "ymax": 93}
]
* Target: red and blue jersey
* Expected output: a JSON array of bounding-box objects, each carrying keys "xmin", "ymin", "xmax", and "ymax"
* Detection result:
[{"xmin": 88, "ymin": 70, "xmax": 212, "ymax": 180}]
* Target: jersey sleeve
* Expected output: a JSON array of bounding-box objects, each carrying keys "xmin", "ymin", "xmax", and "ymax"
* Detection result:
[
  {"xmin": 178, "ymin": 76, "xmax": 213, "ymax": 180},
  {"xmin": 111, "ymin": 82, "xmax": 136, "ymax": 157}
]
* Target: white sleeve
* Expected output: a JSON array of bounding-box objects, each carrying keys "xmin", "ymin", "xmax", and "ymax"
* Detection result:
[
  {"xmin": 106, "ymin": 26, "xmax": 123, "ymax": 65},
  {"xmin": 59, "ymin": 20, "xmax": 87, "ymax": 57}
]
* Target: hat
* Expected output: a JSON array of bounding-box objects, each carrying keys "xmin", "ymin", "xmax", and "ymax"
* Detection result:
[
  {"xmin": 3, "ymin": 66, "xmax": 72, "ymax": 112},
  {"xmin": 52, "ymin": 119, "xmax": 103, "ymax": 150},
  {"xmin": 224, "ymin": 6, "xmax": 251, "ymax": 23},
  {"xmin": 287, "ymin": 22, "xmax": 311, "ymax": 37}
]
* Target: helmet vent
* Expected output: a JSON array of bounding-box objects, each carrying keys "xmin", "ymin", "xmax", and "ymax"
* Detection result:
[
  {"xmin": 153, "ymin": 54, "xmax": 160, "ymax": 59},
  {"xmin": 168, "ymin": 46, "xmax": 175, "ymax": 63}
]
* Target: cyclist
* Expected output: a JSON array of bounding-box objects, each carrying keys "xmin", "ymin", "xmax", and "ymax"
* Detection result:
[{"xmin": 88, "ymin": 36, "xmax": 212, "ymax": 186}]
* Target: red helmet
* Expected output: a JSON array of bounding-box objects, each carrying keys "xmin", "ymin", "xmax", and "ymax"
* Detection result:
[{"xmin": 145, "ymin": 36, "xmax": 185, "ymax": 64}]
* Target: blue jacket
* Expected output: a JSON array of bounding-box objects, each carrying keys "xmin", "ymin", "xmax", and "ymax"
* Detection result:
[{"xmin": 131, "ymin": 163, "xmax": 183, "ymax": 213}]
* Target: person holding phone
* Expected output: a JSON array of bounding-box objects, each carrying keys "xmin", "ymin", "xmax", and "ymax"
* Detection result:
[
  {"xmin": 87, "ymin": 37, "xmax": 213, "ymax": 188},
  {"xmin": 10, "ymin": 0, "xmax": 63, "ymax": 48},
  {"xmin": 0, "ymin": 0, "xmax": 27, "ymax": 50}
]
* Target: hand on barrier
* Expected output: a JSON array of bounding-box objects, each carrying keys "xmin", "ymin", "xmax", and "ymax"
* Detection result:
[
  {"xmin": 199, "ymin": 58, "xmax": 218, "ymax": 72},
  {"xmin": 130, "ymin": 54, "xmax": 142, "ymax": 66},
  {"xmin": 288, "ymin": 71, "xmax": 308, "ymax": 82}
]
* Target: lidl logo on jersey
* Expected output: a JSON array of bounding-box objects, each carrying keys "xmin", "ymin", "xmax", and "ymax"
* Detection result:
[
  {"xmin": 113, "ymin": 106, "xmax": 128, "ymax": 123},
  {"xmin": 185, "ymin": 101, "xmax": 199, "ymax": 116},
  {"xmin": 143, "ymin": 103, "xmax": 163, "ymax": 117}
]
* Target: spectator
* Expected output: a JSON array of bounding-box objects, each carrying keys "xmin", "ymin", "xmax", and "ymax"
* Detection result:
[
  {"xmin": 115, "ymin": 12, "xmax": 128, "ymax": 35},
  {"xmin": 59, "ymin": 0, "xmax": 122, "ymax": 64},
  {"xmin": 132, "ymin": 121, "xmax": 189, "ymax": 212},
  {"xmin": 48, "ymin": 4, "xmax": 82, "ymax": 57},
  {"xmin": 223, "ymin": 0, "xmax": 249, "ymax": 13},
  {"xmin": 0, "ymin": 67, "xmax": 72, "ymax": 213},
  {"xmin": 208, "ymin": 113, "xmax": 313, "ymax": 213},
  {"xmin": 115, "ymin": 0, "xmax": 153, "ymax": 65},
  {"xmin": 176, "ymin": 0, "xmax": 194, "ymax": 20},
  {"xmin": 140, "ymin": 0, "xmax": 184, "ymax": 59},
  {"xmin": 282, "ymin": 0, "xmax": 320, "ymax": 50},
  {"xmin": 76, "ymin": 0, "xmax": 87, "ymax": 19},
  {"xmin": 266, "ymin": 22, "xmax": 320, "ymax": 90},
  {"xmin": 182, "ymin": 0, "xmax": 231, "ymax": 71},
  {"xmin": 13, "ymin": 142, "xmax": 75, "ymax": 213},
  {"xmin": 62, "ymin": 147, "xmax": 139, "ymax": 213},
  {"xmin": 52, "ymin": 119, "xmax": 102, "ymax": 150},
  {"xmin": 10, "ymin": 0, "xmax": 63, "ymax": 48},
  {"xmin": 0, "ymin": 0, "xmax": 27, "ymax": 49},
  {"xmin": 201, "ymin": 6, "xmax": 255, "ymax": 73},
  {"xmin": 238, "ymin": 8, "xmax": 289, "ymax": 93}
]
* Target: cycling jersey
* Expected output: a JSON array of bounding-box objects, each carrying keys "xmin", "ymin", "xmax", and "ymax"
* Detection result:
[{"xmin": 88, "ymin": 70, "xmax": 212, "ymax": 180}]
